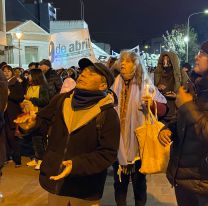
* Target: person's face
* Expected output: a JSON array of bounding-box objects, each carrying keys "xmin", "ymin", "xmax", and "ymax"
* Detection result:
[
  {"xmin": 76, "ymin": 67, "xmax": 107, "ymax": 91},
  {"xmin": 14, "ymin": 69, "xmax": 21, "ymax": 78},
  {"xmin": 28, "ymin": 74, "xmax": 32, "ymax": 82},
  {"xmin": 39, "ymin": 64, "xmax": 49, "ymax": 73},
  {"xmin": 120, "ymin": 56, "xmax": 135, "ymax": 80},
  {"xmin": 24, "ymin": 73, "xmax": 29, "ymax": 79},
  {"xmin": 194, "ymin": 50, "xmax": 208, "ymax": 75},
  {"xmin": 162, "ymin": 55, "xmax": 171, "ymax": 67},
  {"xmin": 29, "ymin": 65, "xmax": 36, "ymax": 70},
  {"xmin": 3, "ymin": 68, "xmax": 13, "ymax": 80}
]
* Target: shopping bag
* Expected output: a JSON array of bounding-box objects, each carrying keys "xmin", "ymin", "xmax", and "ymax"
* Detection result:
[{"xmin": 135, "ymin": 101, "xmax": 170, "ymax": 174}]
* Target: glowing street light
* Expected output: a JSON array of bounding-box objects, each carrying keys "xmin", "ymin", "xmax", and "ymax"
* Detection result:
[
  {"xmin": 184, "ymin": 36, "xmax": 189, "ymax": 43},
  {"xmin": 186, "ymin": 9, "xmax": 208, "ymax": 62},
  {"xmin": 15, "ymin": 31, "xmax": 23, "ymax": 67},
  {"xmin": 144, "ymin": 45, "xmax": 149, "ymax": 49}
]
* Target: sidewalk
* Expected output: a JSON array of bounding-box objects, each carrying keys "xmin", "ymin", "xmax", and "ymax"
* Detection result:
[{"xmin": 0, "ymin": 158, "xmax": 177, "ymax": 206}]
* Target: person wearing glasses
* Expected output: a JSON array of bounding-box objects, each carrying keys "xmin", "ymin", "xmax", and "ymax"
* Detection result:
[{"xmin": 159, "ymin": 41, "xmax": 208, "ymax": 206}]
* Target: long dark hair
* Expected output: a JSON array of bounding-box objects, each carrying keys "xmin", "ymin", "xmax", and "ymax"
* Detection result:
[{"xmin": 29, "ymin": 68, "xmax": 48, "ymax": 86}]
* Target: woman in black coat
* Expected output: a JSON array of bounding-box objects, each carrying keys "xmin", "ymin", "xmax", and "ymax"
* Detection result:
[
  {"xmin": 24, "ymin": 69, "xmax": 50, "ymax": 170},
  {"xmin": 2, "ymin": 65, "xmax": 24, "ymax": 166},
  {"xmin": 0, "ymin": 69, "xmax": 8, "ymax": 170}
]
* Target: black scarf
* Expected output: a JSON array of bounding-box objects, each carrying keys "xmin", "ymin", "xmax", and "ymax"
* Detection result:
[{"xmin": 72, "ymin": 88, "xmax": 107, "ymax": 110}]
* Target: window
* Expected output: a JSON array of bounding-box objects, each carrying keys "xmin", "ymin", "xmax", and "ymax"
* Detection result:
[{"xmin": 25, "ymin": 46, "xmax": 38, "ymax": 64}]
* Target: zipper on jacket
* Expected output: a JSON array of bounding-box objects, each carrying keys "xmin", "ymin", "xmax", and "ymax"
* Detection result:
[
  {"xmin": 55, "ymin": 132, "xmax": 71, "ymax": 195},
  {"xmin": 53, "ymin": 111, "xmax": 104, "ymax": 194}
]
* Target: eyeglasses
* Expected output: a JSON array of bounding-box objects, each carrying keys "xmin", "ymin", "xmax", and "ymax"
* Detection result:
[{"xmin": 197, "ymin": 50, "xmax": 208, "ymax": 58}]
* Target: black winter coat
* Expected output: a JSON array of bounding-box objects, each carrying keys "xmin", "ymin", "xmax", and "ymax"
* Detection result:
[
  {"xmin": 29, "ymin": 85, "xmax": 50, "ymax": 108},
  {"xmin": 44, "ymin": 68, "xmax": 62, "ymax": 98},
  {"xmin": 37, "ymin": 92, "xmax": 120, "ymax": 200},
  {"xmin": 0, "ymin": 70, "xmax": 8, "ymax": 112},
  {"xmin": 167, "ymin": 73, "xmax": 208, "ymax": 195},
  {"xmin": 0, "ymin": 70, "xmax": 7, "ymax": 168},
  {"xmin": 5, "ymin": 77, "xmax": 24, "ymax": 129}
]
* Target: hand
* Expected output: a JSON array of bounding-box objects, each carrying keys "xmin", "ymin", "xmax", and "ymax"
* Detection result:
[
  {"xmin": 142, "ymin": 96, "xmax": 153, "ymax": 107},
  {"xmin": 158, "ymin": 84, "xmax": 166, "ymax": 91},
  {"xmin": 175, "ymin": 86, "xmax": 193, "ymax": 108},
  {"xmin": 50, "ymin": 160, "xmax": 72, "ymax": 181},
  {"xmin": 24, "ymin": 95, "xmax": 30, "ymax": 100},
  {"xmin": 21, "ymin": 100, "xmax": 32, "ymax": 113},
  {"xmin": 158, "ymin": 129, "xmax": 172, "ymax": 147},
  {"xmin": 164, "ymin": 91, "xmax": 176, "ymax": 99}
]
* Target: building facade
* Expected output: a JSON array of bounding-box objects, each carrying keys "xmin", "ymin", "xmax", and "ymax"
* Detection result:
[
  {"xmin": 6, "ymin": 0, "xmax": 56, "ymax": 33},
  {"xmin": 6, "ymin": 20, "xmax": 49, "ymax": 68}
]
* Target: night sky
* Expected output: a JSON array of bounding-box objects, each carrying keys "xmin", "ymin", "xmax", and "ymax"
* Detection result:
[{"xmin": 51, "ymin": 0, "xmax": 208, "ymax": 51}]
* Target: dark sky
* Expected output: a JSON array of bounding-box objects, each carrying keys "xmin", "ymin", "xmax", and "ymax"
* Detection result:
[{"xmin": 51, "ymin": 0, "xmax": 208, "ymax": 51}]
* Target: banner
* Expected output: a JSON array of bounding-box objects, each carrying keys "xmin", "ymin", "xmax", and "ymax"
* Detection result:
[
  {"xmin": 92, "ymin": 43, "xmax": 110, "ymax": 63},
  {"xmin": 111, "ymin": 45, "xmax": 160, "ymax": 68},
  {"xmin": 141, "ymin": 52, "xmax": 160, "ymax": 68},
  {"xmin": 129, "ymin": 45, "xmax": 140, "ymax": 55},
  {"xmin": 49, "ymin": 29, "xmax": 96, "ymax": 69}
]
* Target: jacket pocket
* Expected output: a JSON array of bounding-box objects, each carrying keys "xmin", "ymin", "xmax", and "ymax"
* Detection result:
[{"xmin": 40, "ymin": 150, "xmax": 63, "ymax": 177}]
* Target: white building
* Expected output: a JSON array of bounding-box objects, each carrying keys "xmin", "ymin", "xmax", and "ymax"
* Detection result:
[
  {"xmin": 50, "ymin": 20, "xmax": 88, "ymax": 34},
  {"xmin": 5, "ymin": 20, "xmax": 109, "ymax": 69},
  {"xmin": 6, "ymin": 20, "xmax": 50, "ymax": 69}
]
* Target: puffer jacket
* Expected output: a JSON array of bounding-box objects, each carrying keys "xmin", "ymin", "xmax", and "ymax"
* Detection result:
[{"xmin": 166, "ymin": 72, "xmax": 208, "ymax": 195}]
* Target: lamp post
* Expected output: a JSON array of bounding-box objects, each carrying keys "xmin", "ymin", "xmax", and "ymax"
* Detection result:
[
  {"xmin": 80, "ymin": 0, "xmax": 84, "ymax": 20},
  {"xmin": 15, "ymin": 32, "xmax": 23, "ymax": 67},
  {"xmin": 160, "ymin": 44, "xmax": 165, "ymax": 53},
  {"xmin": 185, "ymin": 9, "xmax": 208, "ymax": 62}
]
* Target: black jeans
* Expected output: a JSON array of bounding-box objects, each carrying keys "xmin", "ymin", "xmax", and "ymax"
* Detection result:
[
  {"xmin": 113, "ymin": 160, "xmax": 147, "ymax": 206},
  {"xmin": 5, "ymin": 124, "xmax": 21, "ymax": 165},
  {"xmin": 175, "ymin": 185, "xmax": 208, "ymax": 206},
  {"xmin": 32, "ymin": 136, "xmax": 45, "ymax": 160}
]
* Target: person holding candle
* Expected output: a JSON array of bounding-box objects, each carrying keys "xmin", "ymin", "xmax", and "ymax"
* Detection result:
[{"xmin": 112, "ymin": 50, "xmax": 167, "ymax": 206}]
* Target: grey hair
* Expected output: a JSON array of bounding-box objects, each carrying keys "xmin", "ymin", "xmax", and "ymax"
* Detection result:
[{"xmin": 119, "ymin": 50, "xmax": 143, "ymax": 88}]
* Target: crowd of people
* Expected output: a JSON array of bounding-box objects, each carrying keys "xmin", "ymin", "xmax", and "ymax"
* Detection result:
[{"xmin": 0, "ymin": 40, "xmax": 208, "ymax": 206}]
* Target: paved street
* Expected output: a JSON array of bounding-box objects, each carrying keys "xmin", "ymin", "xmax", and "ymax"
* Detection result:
[{"xmin": 0, "ymin": 158, "xmax": 177, "ymax": 206}]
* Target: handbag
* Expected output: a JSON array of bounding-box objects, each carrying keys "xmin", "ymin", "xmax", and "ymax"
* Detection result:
[{"xmin": 135, "ymin": 101, "xmax": 170, "ymax": 174}]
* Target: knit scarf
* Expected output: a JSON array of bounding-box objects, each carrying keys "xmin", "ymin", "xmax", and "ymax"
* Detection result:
[{"xmin": 72, "ymin": 88, "xmax": 107, "ymax": 110}]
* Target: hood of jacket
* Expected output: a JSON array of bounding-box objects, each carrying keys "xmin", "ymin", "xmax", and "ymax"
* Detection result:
[{"xmin": 154, "ymin": 51, "xmax": 188, "ymax": 91}]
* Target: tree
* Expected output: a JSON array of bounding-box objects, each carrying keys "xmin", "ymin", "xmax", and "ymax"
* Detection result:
[{"xmin": 163, "ymin": 24, "xmax": 199, "ymax": 64}]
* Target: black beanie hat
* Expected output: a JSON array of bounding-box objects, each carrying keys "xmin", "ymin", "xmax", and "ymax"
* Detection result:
[{"xmin": 201, "ymin": 41, "xmax": 208, "ymax": 55}]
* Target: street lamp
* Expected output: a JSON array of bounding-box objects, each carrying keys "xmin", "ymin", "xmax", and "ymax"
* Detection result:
[
  {"xmin": 159, "ymin": 44, "xmax": 165, "ymax": 53},
  {"xmin": 144, "ymin": 45, "xmax": 149, "ymax": 49},
  {"xmin": 80, "ymin": 0, "xmax": 84, "ymax": 20},
  {"xmin": 15, "ymin": 31, "xmax": 23, "ymax": 67},
  {"xmin": 186, "ymin": 9, "xmax": 208, "ymax": 62}
]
